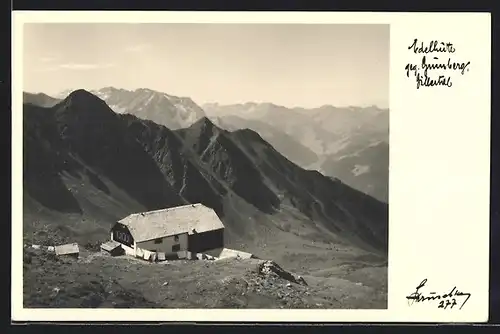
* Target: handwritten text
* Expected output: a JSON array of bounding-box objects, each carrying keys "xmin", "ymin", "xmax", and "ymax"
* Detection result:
[
  {"xmin": 405, "ymin": 39, "xmax": 471, "ymax": 89},
  {"xmin": 406, "ymin": 279, "xmax": 471, "ymax": 310}
]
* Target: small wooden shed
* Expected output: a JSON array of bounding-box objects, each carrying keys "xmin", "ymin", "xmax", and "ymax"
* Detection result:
[
  {"xmin": 100, "ymin": 240, "xmax": 124, "ymax": 256},
  {"xmin": 55, "ymin": 243, "xmax": 80, "ymax": 258}
]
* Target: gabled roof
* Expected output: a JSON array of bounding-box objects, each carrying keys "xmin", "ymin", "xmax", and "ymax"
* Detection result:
[{"xmin": 117, "ymin": 203, "xmax": 225, "ymax": 243}]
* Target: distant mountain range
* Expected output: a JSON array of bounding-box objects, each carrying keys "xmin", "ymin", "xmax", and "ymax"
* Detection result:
[
  {"xmin": 53, "ymin": 87, "xmax": 206, "ymax": 130},
  {"xmin": 23, "ymin": 92, "xmax": 60, "ymax": 108},
  {"xmin": 204, "ymin": 102, "xmax": 389, "ymax": 202},
  {"xmin": 23, "ymin": 89, "xmax": 388, "ymax": 255},
  {"xmin": 24, "ymin": 87, "xmax": 389, "ymax": 203}
]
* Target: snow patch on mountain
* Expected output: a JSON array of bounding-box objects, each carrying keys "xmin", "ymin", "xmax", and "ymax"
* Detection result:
[
  {"xmin": 351, "ymin": 165, "xmax": 370, "ymax": 176},
  {"xmin": 56, "ymin": 87, "xmax": 207, "ymax": 129}
]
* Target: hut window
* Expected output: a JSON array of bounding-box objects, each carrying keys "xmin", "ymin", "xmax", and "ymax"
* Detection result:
[
  {"xmin": 154, "ymin": 238, "xmax": 163, "ymax": 244},
  {"xmin": 174, "ymin": 235, "xmax": 179, "ymax": 242},
  {"xmin": 172, "ymin": 244, "xmax": 180, "ymax": 252}
]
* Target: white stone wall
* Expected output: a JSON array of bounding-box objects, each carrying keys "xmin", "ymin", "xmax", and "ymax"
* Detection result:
[
  {"xmin": 136, "ymin": 232, "xmax": 188, "ymax": 255},
  {"xmin": 121, "ymin": 243, "xmax": 136, "ymax": 256}
]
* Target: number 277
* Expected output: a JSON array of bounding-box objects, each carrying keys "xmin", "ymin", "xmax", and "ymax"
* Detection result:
[{"xmin": 438, "ymin": 299, "xmax": 457, "ymax": 309}]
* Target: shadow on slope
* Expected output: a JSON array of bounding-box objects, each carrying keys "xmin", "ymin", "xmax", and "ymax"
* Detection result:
[
  {"xmin": 176, "ymin": 117, "xmax": 280, "ymax": 214},
  {"xmin": 36, "ymin": 90, "xmax": 185, "ymax": 212},
  {"xmin": 230, "ymin": 129, "xmax": 388, "ymax": 254},
  {"xmin": 23, "ymin": 104, "xmax": 82, "ymax": 213},
  {"xmin": 120, "ymin": 115, "xmax": 226, "ymax": 217}
]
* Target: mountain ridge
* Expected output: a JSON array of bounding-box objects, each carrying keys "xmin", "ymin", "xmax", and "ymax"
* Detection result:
[
  {"xmin": 24, "ymin": 88, "xmax": 389, "ymax": 202},
  {"xmin": 202, "ymin": 102, "xmax": 388, "ymax": 113},
  {"xmin": 23, "ymin": 92, "xmax": 60, "ymax": 108},
  {"xmin": 23, "ymin": 89, "xmax": 388, "ymax": 256}
]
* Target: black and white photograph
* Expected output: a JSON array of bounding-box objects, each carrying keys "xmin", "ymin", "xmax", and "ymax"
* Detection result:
[
  {"xmin": 21, "ymin": 22, "xmax": 389, "ymax": 309},
  {"xmin": 10, "ymin": 8, "xmax": 494, "ymax": 324}
]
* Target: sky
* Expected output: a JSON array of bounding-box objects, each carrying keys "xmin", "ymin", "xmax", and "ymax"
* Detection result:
[{"xmin": 23, "ymin": 23, "xmax": 389, "ymax": 109}]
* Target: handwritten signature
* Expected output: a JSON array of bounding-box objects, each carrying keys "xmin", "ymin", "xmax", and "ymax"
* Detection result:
[{"xmin": 406, "ymin": 279, "xmax": 471, "ymax": 310}]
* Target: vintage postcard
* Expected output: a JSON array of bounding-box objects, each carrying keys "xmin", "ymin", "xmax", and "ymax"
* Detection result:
[{"xmin": 11, "ymin": 11, "xmax": 491, "ymax": 322}]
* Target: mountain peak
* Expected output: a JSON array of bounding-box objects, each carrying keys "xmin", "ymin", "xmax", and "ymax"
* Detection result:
[
  {"xmin": 183, "ymin": 116, "xmax": 223, "ymax": 140},
  {"xmin": 67, "ymin": 89, "xmax": 94, "ymax": 98},
  {"xmin": 193, "ymin": 116, "xmax": 217, "ymax": 129},
  {"xmin": 58, "ymin": 89, "xmax": 114, "ymax": 116},
  {"xmin": 65, "ymin": 89, "xmax": 108, "ymax": 105}
]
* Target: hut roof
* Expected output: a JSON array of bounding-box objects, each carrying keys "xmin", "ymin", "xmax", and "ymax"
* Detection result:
[{"xmin": 117, "ymin": 203, "xmax": 225, "ymax": 243}]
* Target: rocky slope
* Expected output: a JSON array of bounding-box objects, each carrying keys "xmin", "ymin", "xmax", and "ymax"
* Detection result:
[{"xmin": 24, "ymin": 248, "xmax": 387, "ymax": 309}]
